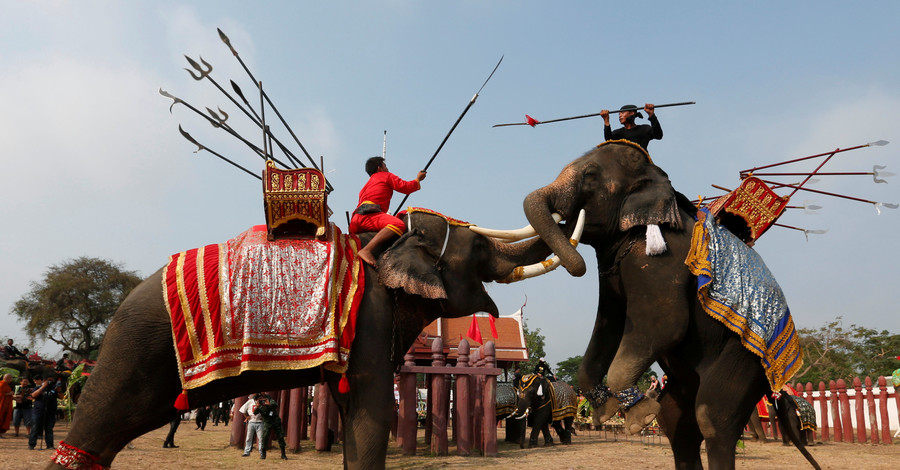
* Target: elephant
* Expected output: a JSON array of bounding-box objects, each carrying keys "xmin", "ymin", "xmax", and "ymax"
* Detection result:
[
  {"xmin": 521, "ymin": 140, "xmax": 820, "ymax": 469},
  {"xmin": 496, "ymin": 381, "xmax": 525, "ymax": 442},
  {"xmin": 509, "ymin": 374, "xmax": 577, "ymax": 448},
  {"xmin": 45, "ymin": 209, "xmax": 574, "ymax": 470},
  {"xmin": 747, "ymin": 395, "xmax": 817, "ymax": 446}
]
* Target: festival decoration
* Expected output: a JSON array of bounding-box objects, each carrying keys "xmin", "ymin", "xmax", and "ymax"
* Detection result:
[{"xmin": 697, "ymin": 141, "xmax": 895, "ymax": 242}]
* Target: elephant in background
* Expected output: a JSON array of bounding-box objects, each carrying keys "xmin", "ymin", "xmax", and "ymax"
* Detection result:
[
  {"xmin": 46, "ymin": 210, "xmax": 569, "ymax": 470},
  {"xmin": 496, "ymin": 381, "xmax": 525, "ymax": 442},
  {"xmin": 747, "ymin": 394, "xmax": 817, "ymax": 447},
  {"xmin": 522, "ymin": 140, "xmax": 820, "ymax": 469},
  {"xmin": 509, "ymin": 374, "xmax": 577, "ymax": 448}
]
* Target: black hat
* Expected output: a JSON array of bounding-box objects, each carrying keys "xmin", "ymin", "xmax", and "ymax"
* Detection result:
[{"xmin": 621, "ymin": 104, "xmax": 643, "ymax": 119}]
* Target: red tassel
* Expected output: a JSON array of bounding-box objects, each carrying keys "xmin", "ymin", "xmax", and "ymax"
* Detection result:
[
  {"xmin": 338, "ymin": 374, "xmax": 350, "ymax": 394},
  {"xmin": 174, "ymin": 390, "xmax": 190, "ymax": 411},
  {"xmin": 525, "ymin": 114, "xmax": 541, "ymax": 127}
]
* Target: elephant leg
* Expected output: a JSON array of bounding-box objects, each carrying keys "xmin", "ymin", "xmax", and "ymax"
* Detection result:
[
  {"xmin": 655, "ymin": 378, "xmax": 703, "ymax": 470},
  {"xmin": 606, "ymin": 249, "xmax": 693, "ymax": 435},
  {"xmin": 747, "ymin": 408, "xmax": 767, "ymax": 442},
  {"xmin": 48, "ymin": 283, "xmax": 182, "ymax": 468},
  {"xmin": 541, "ymin": 422, "xmax": 554, "ymax": 446},
  {"xmin": 330, "ymin": 289, "xmax": 395, "ymax": 470},
  {"xmin": 693, "ymin": 341, "xmax": 765, "ymax": 470},
  {"xmin": 527, "ymin": 423, "xmax": 541, "ymax": 448},
  {"xmin": 553, "ymin": 420, "xmax": 571, "ymax": 444}
]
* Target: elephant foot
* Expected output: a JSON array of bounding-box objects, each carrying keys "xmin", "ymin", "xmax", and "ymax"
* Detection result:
[
  {"xmin": 528, "ymin": 439, "xmax": 538, "ymax": 448},
  {"xmin": 593, "ymin": 397, "xmax": 621, "ymax": 423},
  {"xmin": 624, "ymin": 397, "xmax": 660, "ymax": 435}
]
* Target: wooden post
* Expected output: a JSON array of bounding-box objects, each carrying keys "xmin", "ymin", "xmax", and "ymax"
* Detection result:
[
  {"xmin": 801, "ymin": 382, "xmax": 815, "ymax": 442},
  {"xmin": 299, "ymin": 387, "xmax": 309, "ymax": 440},
  {"xmin": 399, "ymin": 351, "xmax": 417, "ymax": 455},
  {"xmin": 315, "ymin": 383, "xmax": 332, "ymax": 451},
  {"xmin": 287, "ymin": 388, "xmax": 302, "ymax": 452},
  {"xmin": 838, "ymin": 379, "xmax": 853, "ymax": 443},
  {"xmin": 853, "ymin": 377, "xmax": 866, "ymax": 443},
  {"xmin": 430, "ymin": 337, "xmax": 448, "ymax": 456},
  {"xmin": 424, "ymin": 373, "xmax": 433, "ymax": 447},
  {"xmin": 830, "ymin": 380, "xmax": 842, "ymax": 442},
  {"xmin": 328, "ymin": 391, "xmax": 340, "ymax": 444},
  {"xmin": 878, "ymin": 376, "xmax": 892, "ymax": 444},
  {"xmin": 455, "ymin": 339, "xmax": 472, "ymax": 456},
  {"xmin": 818, "ymin": 382, "xmax": 829, "ymax": 442},
  {"xmin": 482, "ymin": 341, "xmax": 498, "ymax": 457},
  {"xmin": 472, "ymin": 348, "xmax": 484, "ymax": 454},
  {"xmin": 231, "ymin": 395, "xmax": 248, "ymax": 447},
  {"xmin": 865, "ymin": 377, "xmax": 879, "ymax": 444}
]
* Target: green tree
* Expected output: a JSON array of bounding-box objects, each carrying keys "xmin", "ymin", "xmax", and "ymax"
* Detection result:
[
  {"xmin": 795, "ymin": 317, "xmax": 900, "ymax": 384},
  {"xmin": 12, "ymin": 257, "xmax": 142, "ymax": 359},
  {"xmin": 522, "ymin": 319, "xmax": 546, "ymax": 375},
  {"xmin": 555, "ymin": 355, "xmax": 583, "ymax": 389}
]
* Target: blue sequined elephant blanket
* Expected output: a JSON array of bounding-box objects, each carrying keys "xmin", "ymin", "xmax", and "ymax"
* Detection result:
[{"xmin": 685, "ymin": 208, "xmax": 802, "ymax": 391}]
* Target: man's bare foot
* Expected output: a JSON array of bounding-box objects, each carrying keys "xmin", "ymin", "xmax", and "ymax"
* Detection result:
[{"xmin": 358, "ymin": 249, "xmax": 376, "ymax": 267}]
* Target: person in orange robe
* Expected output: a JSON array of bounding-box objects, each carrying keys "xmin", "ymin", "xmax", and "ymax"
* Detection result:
[
  {"xmin": 349, "ymin": 157, "xmax": 426, "ymax": 266},
  {"xmin": 0, "ymin": 373, "xmax": 14, "ymax": 436}
]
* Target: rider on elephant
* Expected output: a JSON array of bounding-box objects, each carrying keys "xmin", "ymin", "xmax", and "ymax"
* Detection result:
[
  {"xmin": 600, "ymin": 104, "xmax": 663, "ymax": 151},
  {"xmin": 349, "ymin": 156, "xmax": 427, "ymax": 266},
  {"xmin": 4, "ymin": 339, "xmax": 27, "ymax": 361},
  {"xmin": 534, "ymin": 358, "xmax": 556, "ymax": 381}
]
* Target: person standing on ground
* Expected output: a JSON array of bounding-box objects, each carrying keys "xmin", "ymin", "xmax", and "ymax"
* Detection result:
[
  {"xmin": 29, "ymin": 375, "xmax": 59, "ymax": 450},
  {"xmin": 256, "ymin": 393, "xmax": 287, "ymax": 460},
  {"xmin": 600, "ymin": 104, "xmax": 663, "ymax": 151},
  {"xmin": 12, "ymin": 376, "xmax": 34, "ymax": 437},
  {"xmin": 239, "ymin": 394, "xmax": 264, "ymax": 457},
  {"xmin": 163, "ymin": 414, "xmax": 181, "ymax": 448},
  {"xmin": 349, "ymin": 156, "xmax": 426, "ymax": 266},
  {"xmin": 0, "ymin": 373, "xmax": 14, "ymax": 437}
]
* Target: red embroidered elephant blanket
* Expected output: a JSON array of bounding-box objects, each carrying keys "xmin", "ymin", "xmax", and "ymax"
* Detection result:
[{"xmin": 162, "ymin": 224, "xmax": 364, "ymax": 389}]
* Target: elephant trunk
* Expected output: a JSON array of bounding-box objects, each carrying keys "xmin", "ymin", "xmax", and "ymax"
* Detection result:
[{"xmin": 523, "ymin": 165, "xmax": 586, "ymax": 277}]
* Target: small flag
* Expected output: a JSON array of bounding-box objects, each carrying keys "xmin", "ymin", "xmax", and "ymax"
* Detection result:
[
  {"xmin": 525, "ymin": 114, "xmax": 541, "ymax": 127},
  {"xmin": 488, "ymin": 314, "xmax": 499, "ymax": 339},
  {"xmin": 466, "ymin": 315, "xmax": 483, "ymax": 344}
]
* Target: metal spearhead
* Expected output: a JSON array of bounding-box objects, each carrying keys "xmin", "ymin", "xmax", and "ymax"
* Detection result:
[
  {"xmin": 803, "ymin": 201, "xmax": 822, "ymax": 214},
  {"xmin": 206, "ymin": 107, "xmax": 229, "ymax": 128},
  {"xmin": 217, "ymin": 28, "xmax": 237, "ymax": 56},
  {"xmin": 184, "ymin": 55, "xmax": 212, "ymax": 80},
  {"xmin": 179, "ymin": 125, "xmax": 204, "ymax": 153},
  {"xmin": 231, "ymin": 80, "xmax": 250, "ymax": 107},
  {"xmin": 873, "ymin": 165, "xmax": 894, "ymax": 184},
  {"xmin": 159, "ymin": 88, "xmax": 183, "ymax": 113},
  {"xmin": 874, "ymin": 202, "xmax": 899, "ymax": 215}
]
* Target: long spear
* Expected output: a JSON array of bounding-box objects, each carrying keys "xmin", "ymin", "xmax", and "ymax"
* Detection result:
[
  {"xmin": 740, "ymin": 140, "xmax": 889, "ymax": 174},
  {"xmin": 756, "ymin": 178, "xmax": 899, "ymax": 213},
  {"xmin": 178, "ymin": 125, "xmax": 261, "ymax": 180},
  {"xmin": 218, "ymin": 28, "xmax": 322, "ymax": 172},
  {"xmin": 492, "ymin": 101, "xmax": 695, "ymax": 128},
  {"xmin": 392, "ymin": 55, "xmax": 504, "ymax": 215},
  {"xmin": 183, "ymin": 55, "xmax": 305, "ymax": 170},
  {"xmin": 159, "ymin": 88, "xmax": 292, "ymax": 169}
]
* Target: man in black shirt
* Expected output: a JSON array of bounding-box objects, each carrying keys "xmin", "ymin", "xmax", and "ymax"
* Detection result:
[
  {"xmin": 601, "ymin": 104, "xmax": 663, "ymax": 151},
  {"xmin": 28, "ymin": 375, "xmax": 59, "ymax": 450},
  {"xmin": 4, "ymin": 339, "xmax": 26, "ymax": 360}
]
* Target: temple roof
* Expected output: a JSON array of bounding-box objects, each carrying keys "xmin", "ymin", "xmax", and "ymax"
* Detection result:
[{"xmin": 407, "ymin": 309, "xmax": 529, "ymax": 369}]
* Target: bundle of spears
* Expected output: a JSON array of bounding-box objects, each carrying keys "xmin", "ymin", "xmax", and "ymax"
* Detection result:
[{"xmin": 159, "ymin": 28, "xmax": 333, "ymax": 193}]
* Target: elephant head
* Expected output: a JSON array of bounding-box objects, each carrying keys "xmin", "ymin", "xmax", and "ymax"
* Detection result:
[
  {"xmin": 522, "ymin": 140, "xmax": 682, "ymax": 276},
  {"xmin": 511, "ymin": 373, "xmax": 552, "ymax": 419},
  {"xmin": 378, "ymin": 209, "xmax": 581, "ymax": 321}
]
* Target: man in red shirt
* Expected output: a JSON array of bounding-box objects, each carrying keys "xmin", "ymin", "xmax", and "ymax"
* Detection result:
[{"xmin": 350, "ymin": 157, "xmax": 426, "ymax": 266}]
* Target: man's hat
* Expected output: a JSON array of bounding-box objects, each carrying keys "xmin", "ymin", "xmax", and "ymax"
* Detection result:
[{"xmin": 621, "ymin": 104, "xmax": 644, "ymax": 119}]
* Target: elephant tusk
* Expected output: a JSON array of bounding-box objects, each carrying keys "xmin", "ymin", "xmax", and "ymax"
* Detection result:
[
  {"xmin": 469, "ymin": 213, "xmax": 563, "ymax": 242},
  {"xmin": 498, "ymin": 209, "xmax": 586, "ymax": 283},
  {"xmin": 514, "ymin": 409, "xmax": 530, "ymax": 420}
]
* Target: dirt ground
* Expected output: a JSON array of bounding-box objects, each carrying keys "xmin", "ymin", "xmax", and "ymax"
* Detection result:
[{"xmin": 1, "ymin": 420, "xmax": 897, "ymax": 470}]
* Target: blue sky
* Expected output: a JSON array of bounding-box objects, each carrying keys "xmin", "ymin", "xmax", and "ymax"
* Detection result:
[{"xmin": 2, "ymin": 2, "xmax": 898, "ymax": 370}]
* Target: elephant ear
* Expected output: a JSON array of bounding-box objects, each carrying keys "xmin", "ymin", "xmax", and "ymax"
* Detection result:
[
  {"xmin": 378, "ymin": 229, "xmax": 448, "ymax": 300},
  {"xmin": 619, "ymin": 176, "xmax": 683, "ymax": 231}
]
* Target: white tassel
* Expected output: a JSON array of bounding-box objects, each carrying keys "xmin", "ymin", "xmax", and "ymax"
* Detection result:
[
  {"xmin": 645, "ymin": 224, "xmax": 667, "ymax": 256},
  {"xmin": 537, "ymin": 384, "xmax": 543, "ymax": 397}
]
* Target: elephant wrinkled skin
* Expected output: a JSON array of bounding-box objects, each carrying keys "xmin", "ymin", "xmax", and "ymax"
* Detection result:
[
  {"xmin": 522, "ymin": 141, "xmax": 819, "ymax": 469},
  {"xmin": 47, "ymin": 211, "xmax": 556, "ymax": 470}
]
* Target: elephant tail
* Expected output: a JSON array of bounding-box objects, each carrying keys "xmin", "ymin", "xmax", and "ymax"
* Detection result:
[{"xmin": 769, "ymin": 391, "xmax": 821, "ymax": 470}]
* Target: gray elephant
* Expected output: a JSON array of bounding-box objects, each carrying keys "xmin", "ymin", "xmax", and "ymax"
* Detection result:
[
  {"xmin": 509, "ymin": 374, "xmax": 577, "ymax": 448},
  {"xmin": 44, "ymin": 209, "xmax": 576, "ymax": 470},
  {"xmin": 521, "ymin": 140, "xmax": 820, "ymax": 469},
  {"xmin": 496, "ymin": 381, "xmax": 525, "ymax": 442},
  {"xmin": 748, "ymin": 395, "xmax": 817, "ymax": 446}
]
